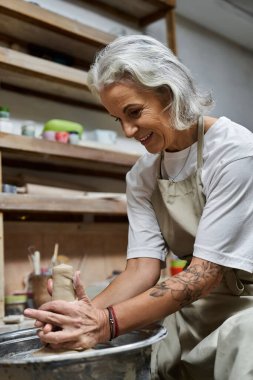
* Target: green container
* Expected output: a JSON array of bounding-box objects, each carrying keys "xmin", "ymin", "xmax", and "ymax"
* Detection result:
[
  {"xmin": 0, "ymin": 106, "xmax": 10, "ymax": 119},
  {"xmin": 43, "ymin": 119, "xmax": 84, "ymax": 137},
  {"xmin": 170, "ymin": 259, "xmax": 187, "ymax": 268}
]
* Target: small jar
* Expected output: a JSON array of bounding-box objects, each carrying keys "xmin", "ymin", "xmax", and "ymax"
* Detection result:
[
  {"xmin": 30, "ymin": 274, "xmax": 51, "ymax": 308},
  {"xmin": 21, "ymin": 121, "xmax": 36, "ymax": 137},
  {"xmin": 0, "ymin": 106, "xmax": 13, "ymax": 134},
  {"xmin": 2, "ymin": 184, "xmax": 17, "ymax": 193},
  {"xmin": 170, "ymin": 258, "xmax": 187, "ymax": 276},
  {"xmin": 42, "ymin": 130, "xmax": 56, "ymax": 141},
  {"xmin": 55, "ymin": 131, "xmax": 69, "ymax": 143},
  {"xmin": 69, "ymin": 131, "xmax": 80, "ymax": 144},
  {"xmin": 5, "ymin": 295, "xmax": 27, "ymax": 316}
]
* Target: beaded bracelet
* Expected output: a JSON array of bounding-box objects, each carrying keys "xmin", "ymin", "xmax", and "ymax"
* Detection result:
[{"xmin": 107, "ymin": 306, "xmax": 119, "ymax": 340}]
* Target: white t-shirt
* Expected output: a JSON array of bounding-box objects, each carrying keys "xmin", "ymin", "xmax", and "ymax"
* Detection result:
[{"xmin": 126, "ymin": 117, "xmax": 253, "ymax": 272}]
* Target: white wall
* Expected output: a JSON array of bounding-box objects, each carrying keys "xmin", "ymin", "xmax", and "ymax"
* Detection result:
[
  {"xmin": 1, "ymin": 0, "xmax": 252, "ymax": 147},
  {"xmin": 147, "ymin": 15, "xmax": 253, "ymax": 130}
]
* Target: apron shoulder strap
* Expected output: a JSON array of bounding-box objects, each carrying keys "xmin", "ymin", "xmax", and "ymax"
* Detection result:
[{"xmin": 197, "ymin": 115, "xmax": 204, "ymax": 169}]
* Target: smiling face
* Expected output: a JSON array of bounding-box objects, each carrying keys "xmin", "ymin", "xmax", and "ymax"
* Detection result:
[{"xmin": 100, "ymin": 81, "xmax": 176, "ymax": 154}]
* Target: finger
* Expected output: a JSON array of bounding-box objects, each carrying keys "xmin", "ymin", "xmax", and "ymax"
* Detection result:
[
  {"xmin": 38, "ymin": 329, "xmax": 96, "ymax": 350},
  {"xmin": 24, "ymin": 308, "xmax": 38, "ymax": 320},
  {"xmin": 34, "ymin": 320, "xmax": 44, "ymax": 327},
  {"xmin": 50, "ymin": 341, "xmax": 90, "ymax": 351},
  {"xmin": 73, "ymin": 272, "xmax": 92, "ymax": 305},
  {"xmin": 38, "ymin": 329, "xmax": 80, "ymax": 345},
  {"xmin": 73, "ymin": 271, "xmax": 87, "ymax": 301},
  {"xmin": 43, "ymin": 323, "xmax": 54, "ymax": 333},
  {"xmin": 24, "ymin": 308, "xmax": 69, "ymax": 326},
  {"xmin": 47, "ymin": 278, "xmax": 53, "ymax": 296},
  {"xmin": 38, "ymin": 300, "xmax": 76, "ymax": 314}
]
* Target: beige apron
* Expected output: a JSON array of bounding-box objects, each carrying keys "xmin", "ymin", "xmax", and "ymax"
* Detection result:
[{"xmin": 150, "ymin": 116, "xmax": 253, "ymax": 380}]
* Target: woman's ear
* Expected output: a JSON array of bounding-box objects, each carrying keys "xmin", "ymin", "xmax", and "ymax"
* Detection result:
[{"xmin": 156, "ymin": 85, "xmax": 173, "ymax": 112}]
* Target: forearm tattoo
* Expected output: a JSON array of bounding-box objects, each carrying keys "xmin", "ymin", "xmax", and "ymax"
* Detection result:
[{"xmin": 150, "ymin": 261, "xmax": 224, "ymax": 308}]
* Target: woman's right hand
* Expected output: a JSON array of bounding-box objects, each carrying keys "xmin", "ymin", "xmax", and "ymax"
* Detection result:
[
  {"xmin": 24, "ymin": 273, "xmax": 110, "ymax": 350},
  {"xmin": 34, "ymin": 271, "xmax": 87, "ymax": 333}
]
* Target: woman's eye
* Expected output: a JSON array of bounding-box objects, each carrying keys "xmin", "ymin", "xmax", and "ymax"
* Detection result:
[
  {"xmin": 129, "ymin": 108, "xmax": 142, "ymax": 119},
  {"xmin": 114, "ymin": 117, "xmax": 119, "ymax": 122}
]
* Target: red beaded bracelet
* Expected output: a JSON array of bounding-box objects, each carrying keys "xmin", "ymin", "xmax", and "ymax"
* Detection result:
[{"xmin": 107, "ymin": 306, "xmax": 119, "ymax": 340}]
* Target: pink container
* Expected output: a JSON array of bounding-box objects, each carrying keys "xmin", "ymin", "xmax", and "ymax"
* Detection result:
[{"xmin": 55, "ymin": 131, "xmax": 69, "ymax": 143}]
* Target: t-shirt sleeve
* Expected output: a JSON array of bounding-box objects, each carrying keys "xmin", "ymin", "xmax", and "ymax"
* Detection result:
[
  {"xmin": 194, "ymin": 156, "xmax": 253, "ymax": 272},
  {"xmin": 126, "ymin": 158, "xmax": 168, "ymax": 262}
]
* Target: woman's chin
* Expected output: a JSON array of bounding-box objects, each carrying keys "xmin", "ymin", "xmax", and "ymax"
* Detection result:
[{"xmin": 145, "ymin": 146, "xmax": 162, "ymax": 154}]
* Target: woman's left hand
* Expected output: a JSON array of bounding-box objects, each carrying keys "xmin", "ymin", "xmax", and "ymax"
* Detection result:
[{"xmin": 24, "ymin": 276, "xmax": 110, "ymax": 350}]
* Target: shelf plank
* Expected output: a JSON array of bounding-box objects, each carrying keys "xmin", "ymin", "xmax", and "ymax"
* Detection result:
[
  {"xmin": 0, "ymin": 0, "xmax": 115, "ymax": 63},
  {"xmin": 0, "ymin": 47, "xmax": 88, "ymax": 86},
  {"xmin": 2, "ymin": 166, "xmax": 126, "ymax": 193},
  {"xmin": 0, "ymin": 152, "xmax": 4, "ymax": 318},
  {"xmin": 0, "ymin": 193, "xmax": 127, "ymax": 215},
  {"xmin": 0, "ymin": 133, "xmax": 139, "ymax": 178},
  {"xmin": 80, "ymin": 0, "xmax": 176, "ymax": 26},
  {"xmin": 0, "ymin": 47, "xmax": 103, "ymax": 109}
]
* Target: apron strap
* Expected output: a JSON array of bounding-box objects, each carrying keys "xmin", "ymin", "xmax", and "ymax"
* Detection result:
[
  {"xmin": 158, "ymin": 151, "xmax": 164, "ymax": 179},
  {"xmin": 197, "ymin": 115, "xmax": 204, "ymax": 170}
]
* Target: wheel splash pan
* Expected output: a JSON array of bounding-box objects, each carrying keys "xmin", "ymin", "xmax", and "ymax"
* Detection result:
[{"xmin": 0, "ymin": 324, "xmax": 167, "ymax": 380}]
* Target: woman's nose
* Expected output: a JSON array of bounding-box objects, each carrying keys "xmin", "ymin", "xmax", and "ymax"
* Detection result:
[{"xmin": 122, "ymin": 122, "xmax": 138, "ymax": 138}]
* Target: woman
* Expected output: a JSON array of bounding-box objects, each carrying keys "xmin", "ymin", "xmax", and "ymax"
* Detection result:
[{"xmin": 24, "ymin": 35, "xmax": 253, "ymax": 379}]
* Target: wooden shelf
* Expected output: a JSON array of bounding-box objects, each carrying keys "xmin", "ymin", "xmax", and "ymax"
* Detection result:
[
  {"xmin": 0, "ymin": 193, "xmax": 127, "ymax": 215},
  {"xmin": 0, "ymin": 0, "xmax": 115, "ymax": 64},
  {"xmin": 80, "ymin": 0, "xmax": 176, "ymax": 26},
  {"xmin": 0, "ymin": 133, "xmax": 139, "ymax": 177},
  {"xmin": 0, "ymin": 0, "xmax": 177, "ymax": 104},
  {"xmin": 0, "ymin": 47, "xmax": 105, "ymax": 110},
  {"xmin": 0, "ymin": 0, "xmax": 118, "ymax": 106}
]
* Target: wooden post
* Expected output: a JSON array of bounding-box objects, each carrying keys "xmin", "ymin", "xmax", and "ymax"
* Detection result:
[
  {"xmin": 0, "ymin": 152, "xmax": 5, "ymax": 318},
  {"xmin": 166, "ymin": 8, "xmax": 177, "ymax": 55}
]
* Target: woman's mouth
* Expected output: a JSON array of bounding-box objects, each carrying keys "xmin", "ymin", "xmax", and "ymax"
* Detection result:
[{"xmin": 139, "ymin": 132, "xmax": 153, "ymax": 146}]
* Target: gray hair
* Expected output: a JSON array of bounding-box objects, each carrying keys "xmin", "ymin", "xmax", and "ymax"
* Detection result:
[{"xmin": 87, "ymin": 34, "xmax": 214, "ymax": 130}]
